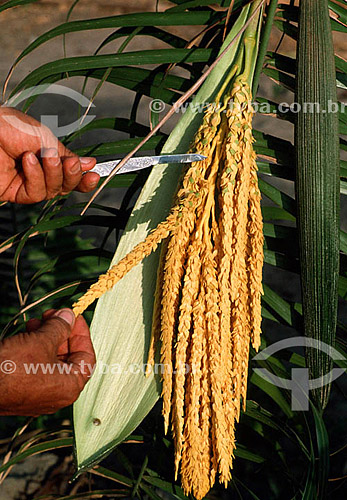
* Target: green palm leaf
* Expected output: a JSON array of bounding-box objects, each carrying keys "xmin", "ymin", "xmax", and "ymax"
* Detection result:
[{"xmin": 73, "ymin": 4, "xmax": 250, "ymax": 472}]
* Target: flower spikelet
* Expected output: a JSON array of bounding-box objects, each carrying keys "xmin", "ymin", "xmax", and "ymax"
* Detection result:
[{"xmin": 72, "ymin": 211, "xmax": 178, "ymax": 317}]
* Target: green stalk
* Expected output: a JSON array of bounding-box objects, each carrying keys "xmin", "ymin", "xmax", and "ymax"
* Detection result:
[
  {"xmin": 252, "ymin": 0, "xmax": 278, "ymax": 97},
  {"xmin": 239, "ymin": 0, "xmax": 264, "ymax": 87},
  {"xmin": 220, "ymin": 0, "xmax": 263, "ymax": 97},
  {"xmin": 295, "ymin": 0, "xmax": 340, "ymax": 409}
]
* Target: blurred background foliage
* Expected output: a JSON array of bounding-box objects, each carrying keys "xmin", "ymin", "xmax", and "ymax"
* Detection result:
[{"xmin": 0, "ymin": 0, "xmax": 346, "ymax": 498}]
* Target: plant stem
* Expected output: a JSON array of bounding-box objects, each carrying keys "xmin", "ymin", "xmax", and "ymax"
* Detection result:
[
  {"xmin": 252, "ymin": 0, "xmax": 279, "ymax": 97},
  {"xmin": 239, "ymin": 0, "xmax": 264, "ymax": 87}
]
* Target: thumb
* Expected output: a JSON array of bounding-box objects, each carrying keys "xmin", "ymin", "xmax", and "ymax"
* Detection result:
[{"xmin": 35, "ymin": 309, "xmax": 75, "ymax": 349}]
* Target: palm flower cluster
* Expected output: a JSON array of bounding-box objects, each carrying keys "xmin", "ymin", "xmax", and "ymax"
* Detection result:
[{"xmin": 72, "ymin": 79, "xmax": 263, "ymax": 500}]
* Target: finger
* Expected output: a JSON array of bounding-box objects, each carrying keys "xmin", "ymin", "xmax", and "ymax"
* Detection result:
[
  {"xmin": 41, "ymin": 148, "xmax": 63, "ymax": 199},
  {"xmin": 79, "ymin": 157, "xmax": 96, "ymax": 172},
  {"xmin": 57, "ymin": 340, "xmax": 69, "ymax": 357},
  {"xmin": 75, "ymin": 172, "xmax": 100, "ymax": 193},
  {"xmin": 67, "ymin": 315, "xmax": 96, "ymax": 381},
  {"xmin": 41, "ymin": 309, "xmax": 69, "ymax": 355},
  {"xmin": 35, "ymin": 308, "xmax": 75, "ymax": 351},
  {"xmin": 49, "ymin": 143, "xmax": 97, "ymax": 193},
  {"xmin": 61, "ymin": 157, "xmax": 82, "ymax": 194},
  {"xmin": 21, "ymin": 152, "xmax": 46, "ymax": 203},
  {"xmin": 56, "ymin": 313, "xmax": 89, "ymax": 357},
  {"xmin": 26, "ymin": 318, "xmax": 42, "ymax": 332},
  {"xmin": 68, "ymin": 315, "xmax": 95, "ymax": 361},
  {"xmin": 52, "ymin": 149, "xmax": 96, "ymax": 194}
]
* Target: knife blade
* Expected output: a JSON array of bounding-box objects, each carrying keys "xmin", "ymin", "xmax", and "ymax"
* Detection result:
[{"xmin": 88, "ymin": 153, "xmax": 207, "ymax": 177}]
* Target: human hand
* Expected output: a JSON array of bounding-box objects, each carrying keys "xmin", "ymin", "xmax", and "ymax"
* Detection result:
[
  {"xmin": 0, "ymin": 107, "xmax": 100, "ymax": 203},
  {"xmin": 0, "ymin": 309, "xmax": 96, "ymax": 416}
]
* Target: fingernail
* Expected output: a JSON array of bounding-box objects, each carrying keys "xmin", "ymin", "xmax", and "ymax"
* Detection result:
[
  {"xmin": 53, "ymin": 308, "xmax": 75, "ymax": 326},
  {"xmin": 79, "ymin": 157, "xmax": 94, "ymax": 165},
  {"xmin": 70, "ymin": 160, "xmax": 81, "ymax": 174},
  {"xmin": 90, "ymin": 179, "xmax": 99, "ymax": 187},
  {"xmin": 27, "ymin": 152, "xmax": 38, "ymax": 165}
]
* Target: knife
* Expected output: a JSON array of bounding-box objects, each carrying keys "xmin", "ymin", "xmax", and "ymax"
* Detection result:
[{"xmin": 88, "ymin": 153, "xmax": 207, "ymax": 177}]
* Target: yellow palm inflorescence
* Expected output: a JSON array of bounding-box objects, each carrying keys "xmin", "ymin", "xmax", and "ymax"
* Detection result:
[{"xmin": 72, "ymin": 80, "xmax": 263, "ymax": 500}]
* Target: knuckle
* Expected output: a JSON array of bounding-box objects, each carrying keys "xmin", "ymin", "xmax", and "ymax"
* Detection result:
[
  {"xmin": 32, "ymin": 193, "xmax": 45, "ymax": 203},
  {"xmin": 68, "ymin": 379, "xmax": 84, "ymax": 403},
  {"xmin": 46, "ymin": 189, "xmax": 61, "ymax": 199}
]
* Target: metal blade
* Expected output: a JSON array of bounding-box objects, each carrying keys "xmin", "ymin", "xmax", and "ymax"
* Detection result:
[{"xmin": 89, "ymin": 153, "xmax": 206, "ymax": 177}]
